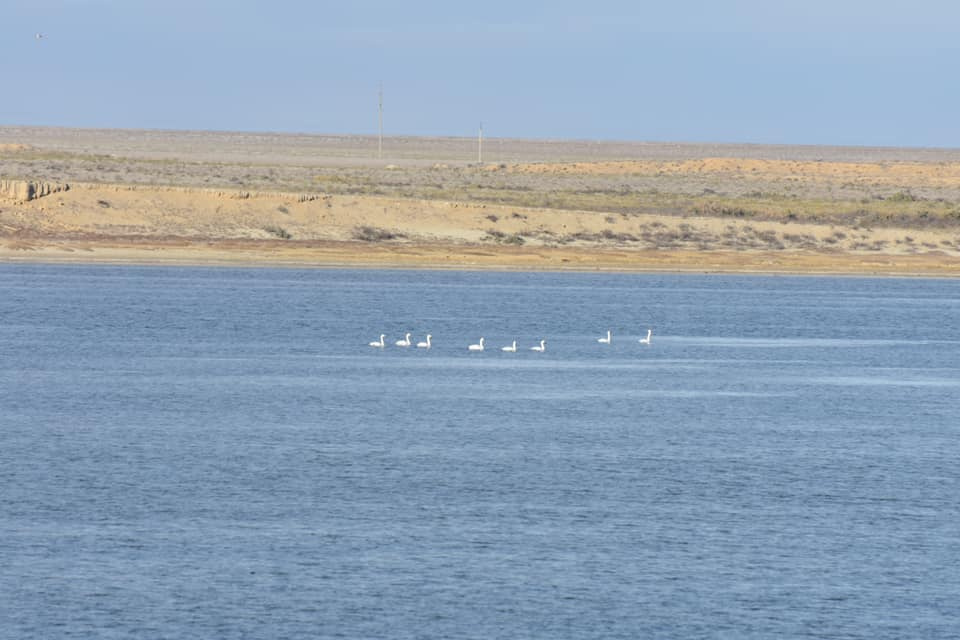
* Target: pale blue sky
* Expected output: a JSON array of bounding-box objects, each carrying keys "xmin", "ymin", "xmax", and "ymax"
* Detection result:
[{"xmin": 4, "ymin": 0, "xmax": 959, "ymax": 146}]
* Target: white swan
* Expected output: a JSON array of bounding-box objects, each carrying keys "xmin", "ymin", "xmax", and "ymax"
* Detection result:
[
  {"xmin": 468, "ymin": 337, "xmax": 485, "ymax": 351},
  {"xmin": 639, "ymin": 329, "xmax": 652, "ymax": 345},
  {"xmin": 530, "ymin": 339, "xmax": 546, "ymax": 352},
  {"xmin": 395, "ymin": 332, "xmax": 412, "ymax": 347},
  {"xmin": 501, "ymin": 340, "xmax": 517, "ymax": 352},
  {"xmin": 416, "ymin": 334, "xmax": 432, "ymax": 349},
  {"xmin": 368, "ymin": 334, "xmax": 385, "ymax": 348},
  {"xmin": 598, "ymin": 330, "xmax": 611, "ymax": 344}
]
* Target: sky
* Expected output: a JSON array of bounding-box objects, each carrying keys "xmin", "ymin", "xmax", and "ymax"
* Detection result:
[{"xmin": 3, "ymin": 0, "xmax": 959, "ymax": 147}]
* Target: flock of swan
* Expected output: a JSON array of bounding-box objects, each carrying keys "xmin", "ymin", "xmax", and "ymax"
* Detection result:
[{"xmin": 368, "ymin": 329, "xmax": 651, "ymax": 351}]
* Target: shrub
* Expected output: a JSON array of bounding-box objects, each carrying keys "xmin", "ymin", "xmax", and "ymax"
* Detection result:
[
  {"xmin": 693, "ymin": 203, "xmax": 755, "ymax": 218},
  {"xmin": 352, "ymin": 225, "xmax": 403, "ymax": 241},
  {"xmin": 888, "ymin": 191, "xmax": 921, "ymax": 202},
  {"xmin": 483, "ymin": 229, "xmax": 525, "ymax": 245},
  {"xmin": 263, "ymin": 225, "xmax": 292, "ymax": 239}
]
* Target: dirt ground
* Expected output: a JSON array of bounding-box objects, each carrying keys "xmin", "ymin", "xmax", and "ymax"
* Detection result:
[{"xmin": 3, "ymin": 126, "xmax": 960, "ymax": 275}]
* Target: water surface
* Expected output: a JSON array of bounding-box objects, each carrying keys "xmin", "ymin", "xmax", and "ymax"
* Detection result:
[{"xmin": 2, "ymin": 265, "xmax": 959, "ymax": 638}]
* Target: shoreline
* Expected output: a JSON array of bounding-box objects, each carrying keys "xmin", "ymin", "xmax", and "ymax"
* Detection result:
[
  {"xmin": 3, "ymin": 239, "xmax": 959, "ymax": 278},
  {"xmin": 5, "ymin": 126, "xmax": 960, "ymax": 279}
]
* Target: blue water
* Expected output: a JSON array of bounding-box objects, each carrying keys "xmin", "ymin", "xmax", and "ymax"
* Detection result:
[{"xmin": 2, "ymin": 264, "xmax": 959, "ymax": 639}]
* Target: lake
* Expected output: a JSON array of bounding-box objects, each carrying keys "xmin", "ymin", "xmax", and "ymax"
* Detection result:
[{"xmin": 2, "ymin": 264, "xmax": 959, "ymax": 638}]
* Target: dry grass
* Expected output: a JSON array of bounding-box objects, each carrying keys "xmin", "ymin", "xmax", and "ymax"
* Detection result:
[
  {"xmin": 6, "ymin": 140, "xmax": 960, "ymax": 233},
  {"xmin": 4, "ymin": 126, "xmax": 960, "ymax": 274}
]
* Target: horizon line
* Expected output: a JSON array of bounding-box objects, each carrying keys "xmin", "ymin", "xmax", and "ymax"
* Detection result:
[{"xmin": 4, "ymin": 122, "xmax": 960, "ymax": 153}]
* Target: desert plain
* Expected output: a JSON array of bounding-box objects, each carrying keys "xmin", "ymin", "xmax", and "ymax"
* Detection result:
[{"xmin": 3, "ymin": 126, "xmax": 960, "ymax": 275}]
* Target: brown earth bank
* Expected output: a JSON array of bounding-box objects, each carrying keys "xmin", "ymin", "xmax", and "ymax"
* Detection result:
[
  {"xmin": 3, "ymin": 237, "xmax": 959, "ymax": 277},
  {"xmin": 2, "ymin": 127, "xmax": 960, "ymax": 275},
  {"xmin": 1, "ymin": 180, "xmax": 957, "ymax": 276}
]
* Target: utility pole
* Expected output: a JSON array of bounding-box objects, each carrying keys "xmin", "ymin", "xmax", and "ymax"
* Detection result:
[
  {"xmin": 478, "ymin": 121, "xmax": 483, "ymax": 164},
  {"xmin": 378, "ymin": 83, "xmax": 383, "ymax": 160}
]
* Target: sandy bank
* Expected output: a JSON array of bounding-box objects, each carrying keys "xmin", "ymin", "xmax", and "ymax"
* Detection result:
[
  {"xmin": 3, "ymin": 126, "xmax": 960, "ymax": 275},
  {"xmin": 3, "ymin": 237, "xmax": 960, "ymax": 277},
  {"xmin": 1, "ymin": 180, "xmax": 958, "ymax": 275}
]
